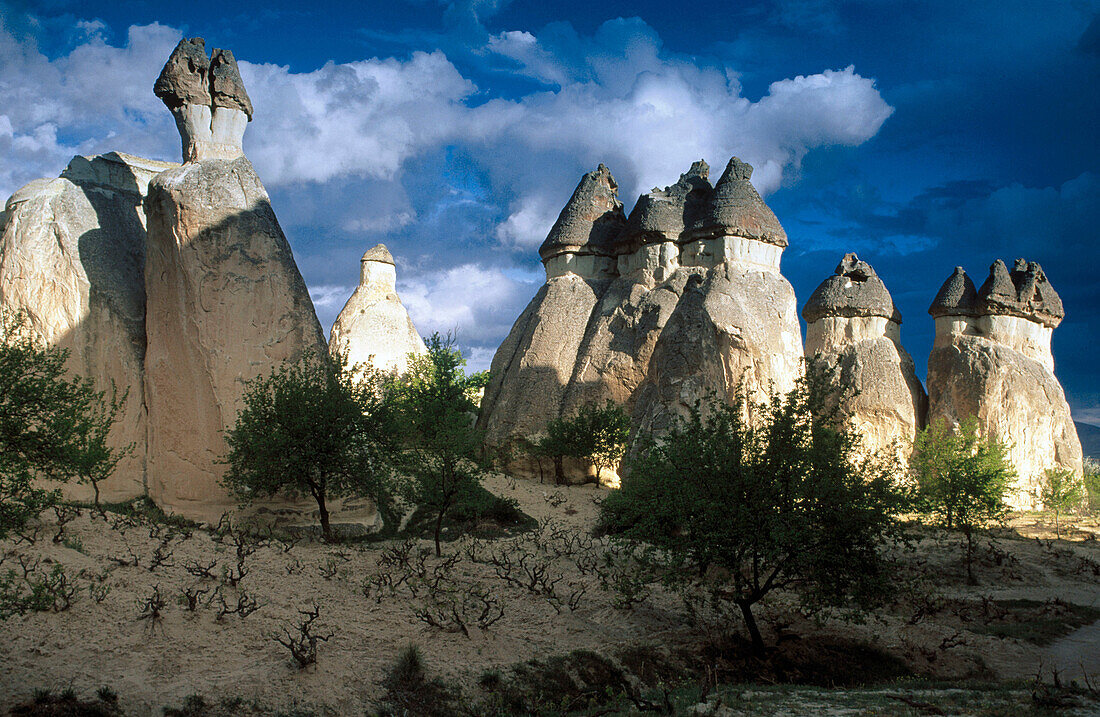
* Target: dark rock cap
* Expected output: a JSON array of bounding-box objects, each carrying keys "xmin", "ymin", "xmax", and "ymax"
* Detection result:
[
  {"xmin": 977, "ymin": 258, "xmax": 1064, "ymax": 327},
  {"xmin": 685, "ymin": 157, "xmax": 787, "ymax": 246},
  {"xmin": 538, "ymin": 164, "xmax": 626, "ymax": 262},
  {"xmin": 618, "ymin": 160, "xmax": 712, "ymax": 252},
  {"xmin": 929, "ymin": 266, "xmax": 979, "ymax": 318},
  {"xmin": 802, "ymin": 253, "xmax": 900, "ymax": 324},
  {"xmin": 154, "ymin": 38, "xmax": 253, "ymax": 120},
  {"xmin": 209, "ymin": 49, "xmax": 253, "ymax": 117},
  {"xmin": 154, "ymin": 38, "xmax": 210, "ymax": 109},
  {"xmin": 361, "ymin": 243, "xmax": 395, "ymax": 265}
]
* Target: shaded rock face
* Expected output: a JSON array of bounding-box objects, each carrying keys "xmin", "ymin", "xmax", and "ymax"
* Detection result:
[
  {"xmin": 328, "ymin": 244, "xmax": 427, "ymax": 374},
  {"xmin": 926, "ymin": 261, "xmax": 1082, "ymax": 508},
  {"xmin": 802, "ymin": 253, "xmax": 927, "ymax": 459},
  {"xmin": 0, "ymin": 152, "xmax": 178, "ymax": 502},
  {"xmin": 154, "ymin": 38, "xmax": 253, "ymax": 163},
  {"xmin": 479, "ymin": 157, "xmax": 803, "ymax": 484}
]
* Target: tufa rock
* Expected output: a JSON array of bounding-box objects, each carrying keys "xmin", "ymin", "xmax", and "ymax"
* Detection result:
[
  {"xmin": 685, "ymin": 157, "xmax": 787, "ymax": 246},
  {"xmin": 154, "ymin": 37, "xmax": 253, "ymax": 163},
  {"xmin": 803, "ymin": 253, "xmax": 926, "ymax": 458},
  {"xmin": 328, "ymin": 244, "xmax": 427, "ymax": 374},
  {"xmin": 802, "ymin": 252, "xmax": 900, "ymax": 324},
  {"xmin": 926, "ymin": 260, "xmax": 1082, "ymax": 508},
  {"xmin": 480, "ymin": 157, "xmax": 803, "ymax": 484},
  {"xmin": 0, "ymin": 152, "xmax": 178, "ymax": 502},
  {"xmin": 143, "ymin": 155, "xmax": 331, "ymax": 522}
]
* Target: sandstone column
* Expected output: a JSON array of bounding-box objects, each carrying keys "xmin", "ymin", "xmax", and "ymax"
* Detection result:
[
  {"xmin": 802, "ymin": 253, "xmax": 927, "ymax": 458},
  {"xmin": 328, "ymin": 243, "xmax": 427, "ymax": 374},
  {"xmin": 926, "ymin": 260, "xmax": 1083, "ymax": 508},
  {"xmin": 144, "ymin": 39, "xmax": 328, "ymax": 521}
]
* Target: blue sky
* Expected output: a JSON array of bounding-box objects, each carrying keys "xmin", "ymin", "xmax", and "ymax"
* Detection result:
[{"xmin": 2, "ymin": 0, "xmax": 1098, "ymax": 421}]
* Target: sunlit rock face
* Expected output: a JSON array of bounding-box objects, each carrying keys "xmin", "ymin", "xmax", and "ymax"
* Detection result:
[
  {"xmin": 802, "ymin": 253, "xmax": 927, "ymax": 460},
  {"xmin": 328, "ymin": 244, "xmax": 426, "ymax": 374},
  {"xmin": 926, "ymin": 260, "xmax": 1082, "ymax": 509},
  {"xmin": 0, "ymin": 152, "xmax": 177, "ymax": 502},
  {"xmin": 144, "ymin": 41, "xmax": 331, "ymax": 523},
  {"xmin": 479, "ymin": 158, "xmax": 804, "ymax": 484}
]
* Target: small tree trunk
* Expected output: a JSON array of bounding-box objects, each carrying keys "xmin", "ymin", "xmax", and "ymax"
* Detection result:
[
  {"xmin": 737, "ymin": 599, "xmax": 766, "ymax": 657},
  {"xmin": 316, "ymin": 490, "xmax": 332, "ymax": 543},
  {"xmin": 964, "ymin": 526, "xmax": 976, "ymax": 585},
  {"xmin": 92, "ymin": 480, "xmax": 103, "ymax": 518},
  {"xmin": 434, "ymin": 507, "xmax": 445, "ymax": 557},
  {"xmin": 553, "ymin": 456, "xmax": 565, "ymax": 485}
]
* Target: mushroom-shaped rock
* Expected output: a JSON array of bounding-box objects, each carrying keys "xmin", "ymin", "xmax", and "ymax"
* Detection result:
[
  {"xmin": 154, "ymin": 38, "xmax": 252, "ymax": 162},
  {"xmin": 328, "ymin": 244, "xmax": 427, "ymax": 375},
  {"xmin": 618, "ymin": 160, "xmax": 711, "ymax": 251},
  {"xmin": 803, "ymin": 253, "xmax": 926, "ymax": 458},
  {"xmin": 977, "ymin": 258, "xmax": 1064, "ymax": 328},
  {"xmin": 929, "ymin": 266, "xmax": 979, "ymax": 318},
  {"xmin": 926, "ymin": 259, "xmax": 1081, "ymax": 508},
  {"xmin": 802, "ymin": 252, "xmax": 901, "ymax": 324},
  {"xmin": 686, "ymin": 157, "xmax": 787, "ymax": 246},
  {"xmin": 538, "ymin": 164, "xmax": 625, "ymax": 262}
]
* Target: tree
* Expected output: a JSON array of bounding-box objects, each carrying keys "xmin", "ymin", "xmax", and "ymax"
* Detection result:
[
  {"xmin": 1040, "ymin": 467, "xmax": 1084, "ymax": 538},
  {"xmin": 539, "ymin": 401, "xmax": 631, "ymax": 485},
  {"xmin": 391, "ymin": 333, "xmax": 489, "ymax": 556},
  {"xmin": 222, "ymin": 352, "xmax": 396, "ymax": 542},
  {"xmin": 911, "ymin": 417, "xmax": 1014, "ymax": 584},
  {"xmin": 599, "ymin": 364, "xmax": 908, "ymax": 656},
  {"xmin": 71, "ymin": 383, "xmax": 133, "ymax": 515},
  {"xmin": 0, "ymin": 309, "xmax": 128, "ymax": 538}
]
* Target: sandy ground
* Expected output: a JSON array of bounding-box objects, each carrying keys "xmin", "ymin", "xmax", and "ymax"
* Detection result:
[{"xmin": 1, "ymin": 476, "xmax": 1099, "ymax": 715}]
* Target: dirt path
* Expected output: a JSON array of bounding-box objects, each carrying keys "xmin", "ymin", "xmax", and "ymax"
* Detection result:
[{"xmin": 1046, "ymin": 619, "xmax": 1100, "ymax": 686}]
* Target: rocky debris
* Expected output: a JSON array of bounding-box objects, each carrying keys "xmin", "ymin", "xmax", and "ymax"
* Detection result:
[
  {"xmin": 154, "ymin": 37, "xmax": 253, "ymax": 162},
  {"xmin": 328, "ymin": 243, "xmax": 427, "ymax": 374},
  {"xmin": 479, "ymin": 157, "xmax": 803, "ymax": 484},
  {"xmin": 0, "ymin": 152, "xmax": 178, "ymax": 502},
  {"xmin": 926, "ymin": 260, "xmax": 1082, "ymax": 508},
  {"xmin": 803, "ymin": 253, "xmax": 926, "ymax": 458}
]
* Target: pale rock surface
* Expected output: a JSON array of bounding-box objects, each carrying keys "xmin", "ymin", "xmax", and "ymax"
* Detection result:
[
  {"xmin": 328, "ymin": 244, "xmax": 426, "ymax": 374},
  {"xmin": 480, "ymin": 157, "xmax": 804, "ymax": 484},
  {"xmin": 0, "ymin": 152, "xmax": 177, "ymax": 501},
  {"xmin": 926, "ymin": 260, "xmax": 1082, "ymax": 508},
  {"xmin": 802, "ymin": 253, "xmax": 927, "ymax": 459}
]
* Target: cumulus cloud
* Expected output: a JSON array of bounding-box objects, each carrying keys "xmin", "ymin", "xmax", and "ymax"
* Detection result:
[{"xmin": 0, "ymin": 11, "xmax": 893, "ymax": 368}]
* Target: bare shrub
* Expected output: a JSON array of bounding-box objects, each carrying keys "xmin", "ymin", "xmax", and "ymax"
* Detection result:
[{"xmin": 272, "ymin": 604, "xmax": 333, "ymax": 668}]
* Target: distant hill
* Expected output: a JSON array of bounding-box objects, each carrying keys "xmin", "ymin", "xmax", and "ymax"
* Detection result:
[{"xmin": 1075, "ymin": 421, "xmax": 1100, "ymax": 461}]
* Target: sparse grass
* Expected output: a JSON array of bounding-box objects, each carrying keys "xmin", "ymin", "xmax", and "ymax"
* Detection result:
[
  {"xmin": 962, "ymin": 599, "xmax": 1100, "ymax": 646},
  {"xmin": 403, "ymin": 483, "xmax": 536, "ymax": 543},
  {"xmin": 8, "ymin": 686, "xmax": 121, "ymax": 716},
  {"xmin": 69, "ymin": 496, "xmax": 200, "ymax": 530}
]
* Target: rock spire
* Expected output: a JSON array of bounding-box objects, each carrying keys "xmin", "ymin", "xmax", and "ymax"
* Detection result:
[
  {"xmin": 154, "ymin": 38, "xmax": 253, "ymax": 162},
  {"xmin": 328, "ymin": 244, "xmax": 427, "ymax": 375}
]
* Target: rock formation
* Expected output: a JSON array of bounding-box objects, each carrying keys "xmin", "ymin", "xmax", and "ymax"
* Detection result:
[
  {"xmin": 144, "ymin": 40, "xmax": 332, "ymax": 522},
  {"xmin": 479, "ymin": 158, "xmax": 803, "ymax": 484},
  {"xmin": 0, "ymin": 152, "xmax": 177, "ymax": 502},
  {"xmin": 802, "ymin": 253, "xmax": 927, "ymax": 458},
  {"xmin": 154, "ymin": 38, "xmax": 253, "ymax": 163},
  {"xmin": 926, "ymin": 259, "xmax": 1082, "ymax": 508},
  {"xmin": 328, "ymin": 244, "xmax": 427, "ymax": 373}
]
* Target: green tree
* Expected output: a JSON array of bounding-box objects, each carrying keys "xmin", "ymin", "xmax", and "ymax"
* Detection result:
[
  {"xmin": 911, "ymin": 417, "xmax": 1014, "ymax": 584},
  {"xmin": 72, "ymin": 384, "xmax": 133, "ymax": 515},
  {"xmin": 539, "ymin": 401, "xmax": 631, "ymax": 485},
  {"xmin": 0, "ymin": 310, "xmax": 127, "ymax": 538},
  {"xmin": 1040, "ymin": 467, "xmax": 1084, "ymax": 538},
  {"xmin": 599, "ymin": 364, "xmax": 908, "ymax": 656},
  {"xmin": 222, "ymin": 352, "xmax": 396, "ymax": 542},
  {"xmin": 392, "ymin": 333, "xmax": 489, "ymax": 556}
]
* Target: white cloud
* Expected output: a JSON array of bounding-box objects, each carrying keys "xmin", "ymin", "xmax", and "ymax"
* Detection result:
[{"xmin": 308, "ymin": 284, "xmax": 354, "ymax": 311}]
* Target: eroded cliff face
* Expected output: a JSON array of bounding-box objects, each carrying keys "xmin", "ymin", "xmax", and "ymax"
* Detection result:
[
  {"xmin": 478, "ymin": 158, "xmax": 804, "ymax": 484},
  {"xmin": 802, "ymin": 254, "xmax": 927, "ymax": 460},
  {"xmin": 143, "ymin": 155, "xmax": 329, "ymax": 521},
  {"xmin": 328, "ymin": 244, "xmax": 426, "ymax": 375},
  {"xmin": 926, "ymin": 260, "xmax": 1082, "ymax": 508},
  {"xmin": 0, "ymin": 152, "xmax": 178, "ymax": 502}
]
